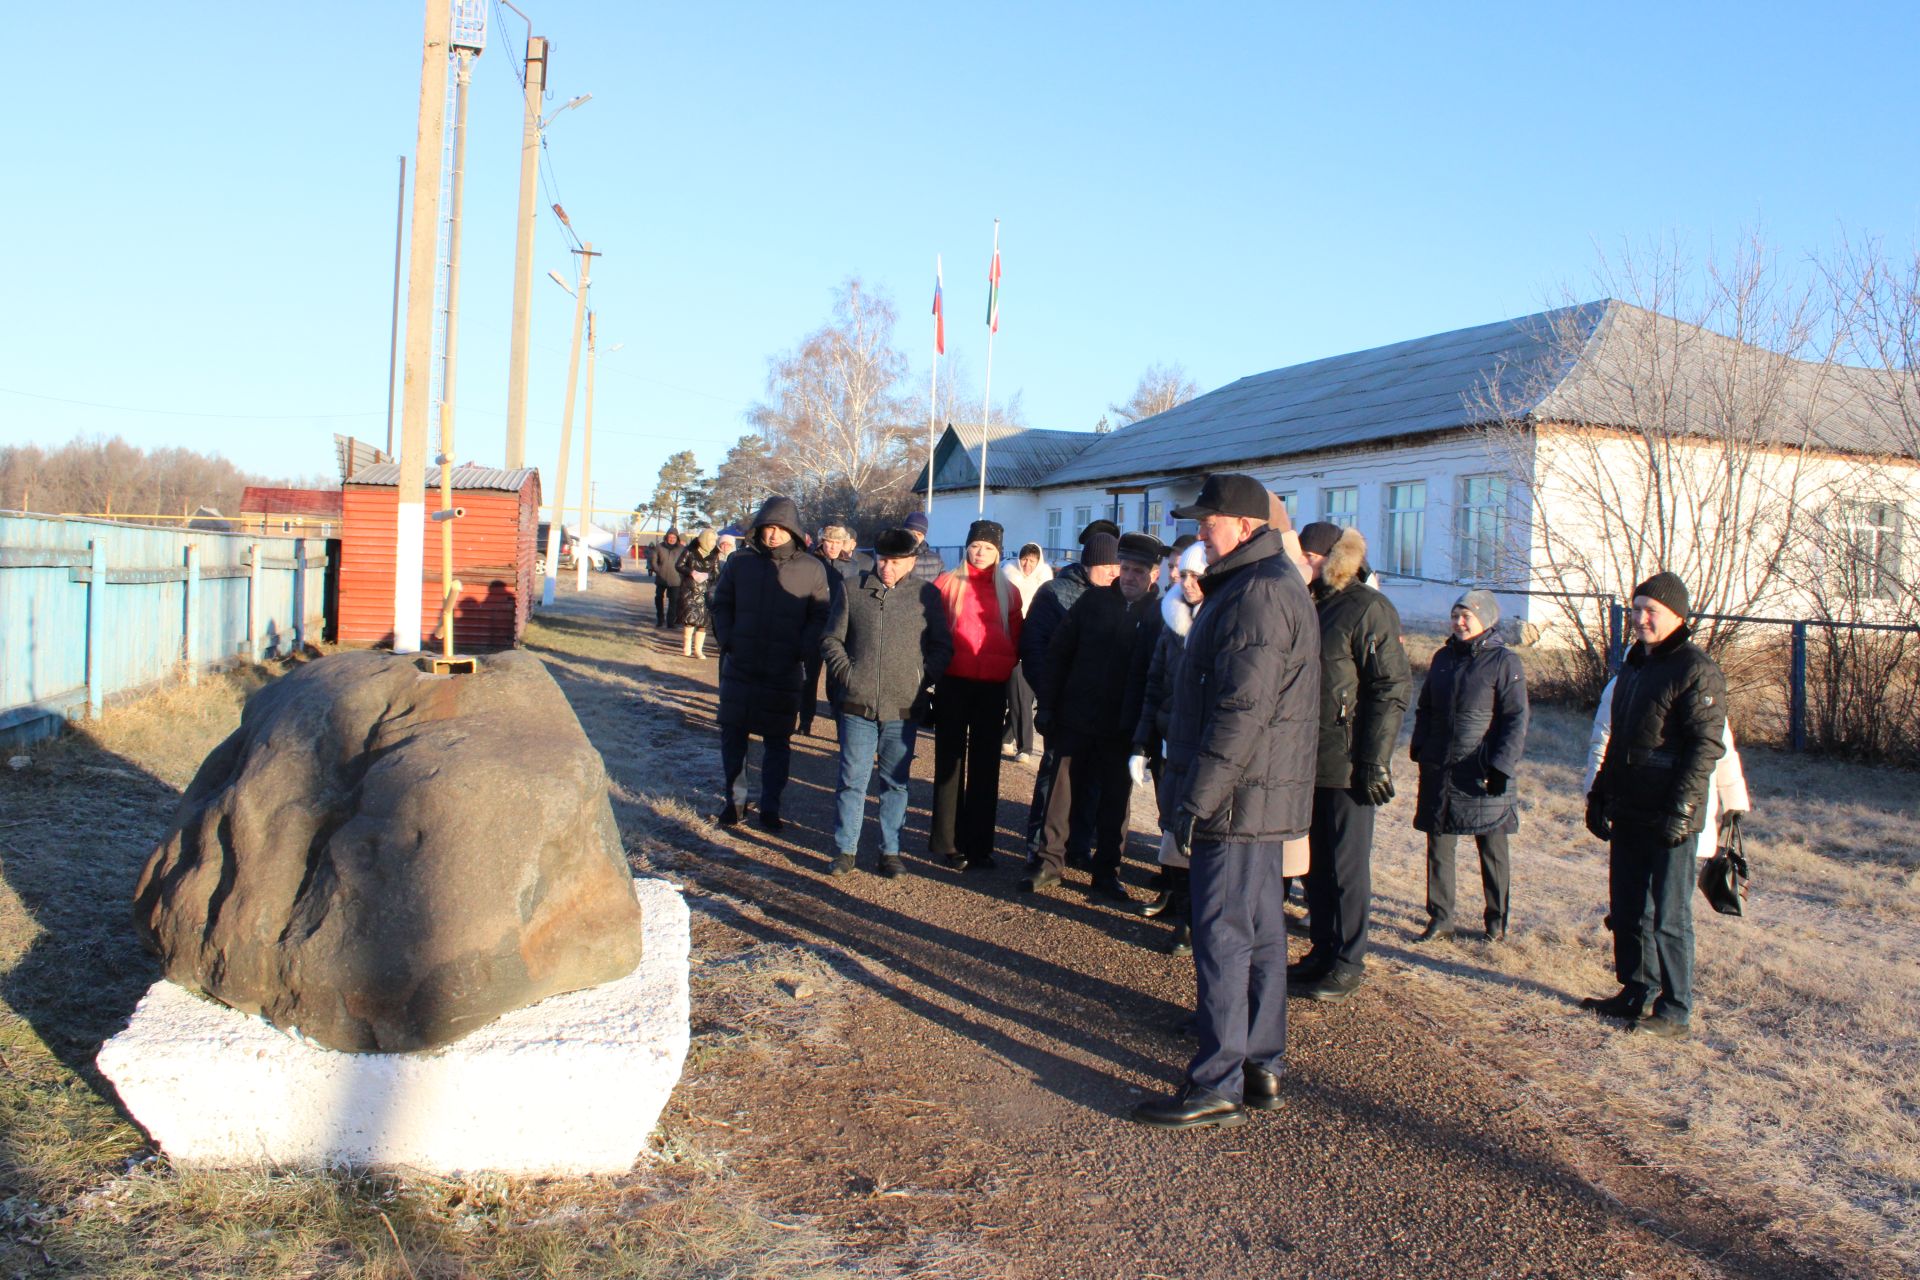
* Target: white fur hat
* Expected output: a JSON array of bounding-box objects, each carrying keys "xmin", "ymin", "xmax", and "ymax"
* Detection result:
[{"xmin": 1178, "ymin": 542, "xmax": 1210, "ymax": 574}]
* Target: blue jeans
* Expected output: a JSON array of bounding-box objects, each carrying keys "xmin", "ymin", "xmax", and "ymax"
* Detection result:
[{"xmin": 834, "ymin": 714, "xmax": 919, "ymax": 856}]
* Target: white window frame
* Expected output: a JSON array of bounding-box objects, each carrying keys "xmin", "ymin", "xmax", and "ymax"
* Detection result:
[
  {"xmin": 1383, "ymin": 480, "xmax": 1425, "ymax": 578},
  {"xmin": 1045, "ymin": 508, "xmax": 1062, "ymax": 550},
  {"xmin": 1454, "ymin": 474, "xmax": 1508, "ymax": 583},
  {"xmin": 1833, "ymin": 498, "xmax": 1904, "ymax": 602},
  {"xmin": 1275, "ymin": 491, "xmax": 1299, "ymax": 523},
  {"xmin": 1143, "ymin": 499, "xmax": 1163, "ymax": 534},
  {"xmin": 1322, "ymin": 486, "xmax": 1358, "ymax": 529},
  {"xmin": 1073, "ymin": 504, "xmax": 1092, "ymax": 534}
]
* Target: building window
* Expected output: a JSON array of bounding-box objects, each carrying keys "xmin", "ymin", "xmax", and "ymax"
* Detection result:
[
  {"xmin": 1143, "ymin": 499, "xmax": 1163, "ymax": 533},
  {"xmin": 1383, "ymin": 481, "xmax": 1425, "ymax": 578},
  {"xmin": 1276, "ymin": 492, "xmax": 1298, "ymax": 523},
  {"xmin": 1455, "ymin": 474, "xmax": 1508, "ymax": 582},
  {"xmin": 1833, "ymin": 499, "xmax": 1904, "ymax": 601},
  {"xmin": 1045, "ymin": 508, "xmax": 1062, "ymax": 550},
  {"xmin": 1073, "ymin": 505, "xmax": 1091, "ymax": 535},
  {"xmin": 1322, "ymin": 486, "xmax": 1357, "ymax": 529}
]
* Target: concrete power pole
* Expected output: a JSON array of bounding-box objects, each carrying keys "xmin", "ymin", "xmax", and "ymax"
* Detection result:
[
  {"xmin": 503, "ymin": 35, "xmax": 546, "ymax": 470},
  {"xmin": 541, "ymin": 243, "xmax": 596, "ymax": 606},
  {"xmin": 439, "ymin": 47, "xmax": 476, "ymax": 470},
  {"xmin": 575, "ymin": 311, "xmax": 598, "ymax": 592},
  {"xmin": 394, "ymin": 0, "xmax": 451, "ymax": 654}
]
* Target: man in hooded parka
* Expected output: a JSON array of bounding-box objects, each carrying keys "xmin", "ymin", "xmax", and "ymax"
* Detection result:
[{"xmin": 709, "ymin": 495, "xmax": 832, "ymax": 831}]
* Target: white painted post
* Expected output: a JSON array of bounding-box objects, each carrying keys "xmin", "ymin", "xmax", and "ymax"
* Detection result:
[
  {"xmin": 87, "ymin": 539, "xmax": 106, "ymax": 717},
  {"xmin": 185, "ymin": 543, "xmax": 200, "ymax": 685},
  {"xmin": 248, "ymin": 543, "xmax": 262, "ymax": 660}
]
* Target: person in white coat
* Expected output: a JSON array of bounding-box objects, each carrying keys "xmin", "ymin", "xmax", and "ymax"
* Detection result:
[
  {"xmin": 1001, "ymin": 544, "xmax": 1053, "ymax": 761},
  {"xmin": 1584, "ymin": 674, "xmax": 1750, "ymax": 861}
]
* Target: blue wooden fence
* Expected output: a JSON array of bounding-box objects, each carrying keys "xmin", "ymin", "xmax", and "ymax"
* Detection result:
[{"xmin": 0, "ymin": 514, "xmax": 329, "ymax": 747}]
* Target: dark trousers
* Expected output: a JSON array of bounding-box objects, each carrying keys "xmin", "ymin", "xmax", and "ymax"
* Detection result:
[
  {"xmin": 654, "ymin": 580, "xmax": 674, "ymax": 626},
  {"xmin": 1186, "ymin": 839, "xmax": 1289, "ymax": 1102},
  {"xmin": 1609, "ymin": 828, "xmax": 1696, "ymax": 1023},
  {"xmin": 1037, "ymin": 729, "xmax": 1131, "ymax": 876},
  {"xmin": 800, "ymin": 653, "xmax": 824, "ymax": 733},
  {"xmin": 1305, "ymin": 785, "xmax": 1376, "ymax": 975},
  {"xmin": 1005, "ymin": 662, "xmax": 1036, "ymax": 754},
  {"xmin": 720, "ymin": 720, "xmax": 793, "ymax": 817},
  {"xmin": 1024, "ymin": 740, "xmax": 1097, "ymax": 857},
  {"xmin": 1426, "ymin": 831, "xmax": 1511, "ymax": 932},
  {"xmin": 930, "ymin": 675, "xmax": 1007, "ymax": 861}
]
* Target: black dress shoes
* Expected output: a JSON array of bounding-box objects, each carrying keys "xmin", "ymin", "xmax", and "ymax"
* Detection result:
[
  {"xmin": 1088, "ymin": 875, "xmax": 1132, "ymax": 905},
  {"xmin": 755, "ymin": 811, "xmax": 784, "ymax": 834},
  {"xmin": 1580, "ymin": 989, "xmax": 1653, "ymax": 1020},
  {"xmin": 715, "ymin": 802, "xmax": 741, "ymax": 828},
  {"xmin": 1130, "ymin": 1083, "xmax": 1248, "ymax": 1130},
  {"xmin": 1136, "ymin": 889, "xmax": 1174, "ymax": 918},
  {"xmin": 1243, "ymin": 1063, "xmax": 1283, "ymax": 1111},
  {"xmin": 1165, "ymin": 920, "xmax": 1192, "ymax": 957},
  {"xmin": 1018, "ymin": 865, "xmax": 1063, "ymax": 893},
  {"xmin": 1410, "ymin": 920, "xmax": 1453, "ymax": 944}
]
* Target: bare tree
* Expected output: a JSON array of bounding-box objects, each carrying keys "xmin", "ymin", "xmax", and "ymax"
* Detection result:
[
  {"xmin": 1, "ymin": 434, "xmax": 316, "ymax": 521},
  {"xmin": 748, "ymin": 279, "xmax": 917, "ymax": 521},
  {"xmin": 1475, "ymin": 235, "xmax": 1847, "ymax": 695},
  {"xmin": 1109, "ymin": 362, "xmax": 1199, "ymax": 426}
]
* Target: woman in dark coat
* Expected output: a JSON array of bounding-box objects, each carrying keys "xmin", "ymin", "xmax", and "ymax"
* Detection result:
[
  {"xmin": 1408, "ymin": 589, "xmax": 1529, "ymax": 942},
  {"xmin": 674, "ymin": 528, "xmax": 722, "ymax": 657}
]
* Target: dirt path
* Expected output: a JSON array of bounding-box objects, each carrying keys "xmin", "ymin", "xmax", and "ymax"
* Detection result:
[{"xmin": 539, "ymin": 572, "xmax": 1848, "ymax": 1280}]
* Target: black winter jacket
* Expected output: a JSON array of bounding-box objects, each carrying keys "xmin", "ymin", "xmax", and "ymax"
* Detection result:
[
  {"xmin": 1045, "ymin": 582, "xmax": 1160, "ymax": 739},
  {"xmin": 647, "ymin": 540, "xmax": 683, "ymax": 587},
  {"xmin": 1309, "ymin": 530, "xmax": 1411, "ymax": 787},
  {"xmin": 1410, "ymin": 631, "xmax": 1529, "ymax": 835},
  {"xmin": 1164, "ymin": 527, "xmax": 1321, "ymax": 844},
  {"xmin": 1126, "ymin": 589, "xmax": 1194, "ymax": 753},
  {"xmin": 821, "ymin": 569, "xmax": 952, "ymax": 722},
  {"xmin": 1018, "ymin": 562, "xmax": 1093, "ymax": 709},
  {"xmin": 1595, "ymin": 626, "xmax": 1727, "ymax": 837},
  {"xmin": 710, "ymin": 497, "xmax": 832, "ymax": 735}
]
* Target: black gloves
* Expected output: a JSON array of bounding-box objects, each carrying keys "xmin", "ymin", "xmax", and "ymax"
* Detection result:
[
  {"xmin": 1171, "ymin": 810, "xmax": 1198, "ymax": 859},
  {"xmin": 1355, "ymin": 763, "xmax": 1394, "ymax": 807},
  {"xmin": 1660, "ymin": 808, "xmax": 1695, "ymax": 847},
  {"xmin": 1584, "ymin": 790, "xmax": 1612, "ymax": 842},
  {"xmin": 1485, "ymin": 767, "xmax": 1509, "ymax": 796}
]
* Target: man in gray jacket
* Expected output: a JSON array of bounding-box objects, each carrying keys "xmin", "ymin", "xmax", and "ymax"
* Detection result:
[{"xmin": 822, "ymin": 528, "xmax": 953, "ymax": 877}]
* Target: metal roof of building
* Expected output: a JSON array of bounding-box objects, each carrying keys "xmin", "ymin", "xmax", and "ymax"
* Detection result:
[
  {"xmin": 917, "ymin": 423, "xmax": 1098, "ymax": 493},
  {"xmin": 343, "ymin": 463, "xmax": 538, "ymax": 492},
  {"xmin": 1033, "ymin": 300, "xmax": 1914, "ymax": 489},
  {"xmin": 239, "ymin": 486, "xmax": 343, "ymax": 517}
]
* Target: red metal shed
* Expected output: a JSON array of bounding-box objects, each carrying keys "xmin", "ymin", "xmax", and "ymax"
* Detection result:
[{"xmin": 337, "ymin": 464, "xmax": 540, "ymax": 651}]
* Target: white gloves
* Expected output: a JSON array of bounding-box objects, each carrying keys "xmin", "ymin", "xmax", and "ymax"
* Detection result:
[{"xmin": 1128, "ymin": 754, "xmax": 1150, "ymax": 788}]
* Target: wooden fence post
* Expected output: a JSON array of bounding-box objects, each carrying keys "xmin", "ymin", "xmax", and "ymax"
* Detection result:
[
  {"xmin": 87, "ymin": 539, "xmax": 106, "ymax": 717},
  {"xmin": 292, "ymin": 537, "xmax": 307, "ymax": 651},
  {"xmin": 1790, "ymin": 621, "xmax": 1808, "ymax": 753},
  {"xmin": 248, "ymin": 543, "xmax": 262, "ymax": 661},
  {"xmin": 185, "ymin": 543, "xmax": 200, "ymax": 685}
]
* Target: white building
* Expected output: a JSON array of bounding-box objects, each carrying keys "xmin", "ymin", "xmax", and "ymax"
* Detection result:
[{"xmin": 917, "ymin": 301, "xmax": 1917, "ymax": 634}]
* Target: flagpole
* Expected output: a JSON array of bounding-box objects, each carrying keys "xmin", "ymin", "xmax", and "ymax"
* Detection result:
[
  {"xmin": 978, "ymin": 220, "xmax": 999, "ymax": 517},
  {"xmin": 927, "ymin": 253, "xmax": 939, "ymax": 518}
]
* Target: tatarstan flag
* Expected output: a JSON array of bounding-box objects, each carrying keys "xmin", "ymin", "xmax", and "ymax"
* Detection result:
[
  {"xmin": 986, "ymin": 246, "xmax": 1001, "ymax": 333},
  {"xmin": 932, "ymin": 257, "xmax": 945, "ymax": 355}
]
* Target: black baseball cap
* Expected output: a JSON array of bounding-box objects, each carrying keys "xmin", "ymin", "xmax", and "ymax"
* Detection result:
[{"xmin": 1172, "ymin": 473, "xmax": 1270, "ymax": 521}]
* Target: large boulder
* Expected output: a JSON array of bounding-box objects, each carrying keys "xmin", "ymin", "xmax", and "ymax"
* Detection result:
[{"xmin": 132, "ymin": 651, "xmax": 644, "ymax": 1053}]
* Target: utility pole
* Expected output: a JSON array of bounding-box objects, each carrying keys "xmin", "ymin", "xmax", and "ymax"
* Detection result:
[
  {"xmin": 384, "ymin": 155, "xmax": 405, "ymax": 457},
  {"xmin": 503, "ymin": 33, "xmax": 546, "ymax": 469},
  {"xmin": 439, "ymin": 45, "xmax": 477, "ymax": 470},
  {"xmin": 394, "ymin": 0, "xmax": 451, "ymax": 654},
  {"xmin": 542, "ymin": 243, "xmax": 596, "ymax": 606},
  {"xmin": 575, "ymin": 312, "xmax": 598, "ymax": 592}
]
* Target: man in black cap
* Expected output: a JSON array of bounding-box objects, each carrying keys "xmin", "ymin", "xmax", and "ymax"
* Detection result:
[
  {"xmin": 1132, "ymin": 474, "xmax": 1319, "ymax": 1130},
  {"xmin": 1286, "ymin": 520, "xmax": 1410, "ymax": 1003},
  {"xmin": 1020, "ymin": 517, "xmax": 1124, "ymax": 863},
  {"xmin": 1581, "ymin": 571, "xmax": 1725, "ymax": 1040},
  {"xmin": 1022, "ymin": 531, "xmax": 1163, "ymax": 901}
]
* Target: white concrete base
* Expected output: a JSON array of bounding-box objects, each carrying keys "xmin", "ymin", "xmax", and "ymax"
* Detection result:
[{"xmin": 97, "ymin": 877, "xmax": 689, "ymax": 1175}]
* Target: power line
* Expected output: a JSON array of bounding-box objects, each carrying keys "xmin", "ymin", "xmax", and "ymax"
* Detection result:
[{"xmin": 0, "ymin": 386, "xmax": 382, "ymax": 421}]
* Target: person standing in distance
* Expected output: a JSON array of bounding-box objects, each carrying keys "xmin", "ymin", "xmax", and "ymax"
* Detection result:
[
  {"xmin": 708, "ymin": 497, "xmax": 832, "ymax": 832},
  {"xmin": 1131, "ymin": 474, "xmax": 1320, "ymax": 1130},
  {"xmin": 1408, "ymin": 590, "xmax": 1529, "ymax": 943},
  {"xmin": 1581, "ymin": 572, "xmax": 1726, "ymax": 1040},
  {"xmin": 821, "ymin": 528, "xmax": 952, "ymax": 878},
  {"xmin": 1288, "ymin": 521, "xmax": 1411, "ymax": 1004},
  {"xmin": 647, "ymin": 529, "xmax": 683, "ymax": 628}
]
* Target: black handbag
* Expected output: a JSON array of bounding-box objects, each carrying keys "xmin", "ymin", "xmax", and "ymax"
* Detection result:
[{"xmin": 1698, "ymin": 815, "xmax": 1750, "ymax": 917}]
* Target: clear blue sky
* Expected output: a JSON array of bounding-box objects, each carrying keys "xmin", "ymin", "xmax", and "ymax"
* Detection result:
[{"xmin": 4, "ymin": 3, "xmax": 1916, "ymax": 514}]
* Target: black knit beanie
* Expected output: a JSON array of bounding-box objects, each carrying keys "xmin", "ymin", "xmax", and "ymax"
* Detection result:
[{"xmin": 1632, "ymin": 571, "xmax": 1689, "ymax": 620}]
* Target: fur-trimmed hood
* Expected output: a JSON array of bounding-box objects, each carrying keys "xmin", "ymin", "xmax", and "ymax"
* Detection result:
[
  {"xmin": 1161, "ymin": 584, "xmax": 1196, "ymax": 638},
  {"xmin": 1319, "ymin": 527, "xmax": 1369, "ymax": 593}
]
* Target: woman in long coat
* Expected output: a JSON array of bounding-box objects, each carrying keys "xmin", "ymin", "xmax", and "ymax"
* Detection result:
[
  {"xmin": 1408, "ymin": 590, "xmax": 1529, "ymax": 941},
  {"xmin": 674, "ymin": 529, "xmax": 722, "ymax": 658}
]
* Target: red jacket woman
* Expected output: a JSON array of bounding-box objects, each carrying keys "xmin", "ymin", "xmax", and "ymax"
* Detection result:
[{"xmin": 930, "ymin": 520, "xmax": 1022, "ymax": 867}]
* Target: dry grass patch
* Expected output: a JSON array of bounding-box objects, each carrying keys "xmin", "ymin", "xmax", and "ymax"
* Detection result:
[{"xmin": 1367, "ymin": 702, "xmax": 1920, "ymax": 1278}]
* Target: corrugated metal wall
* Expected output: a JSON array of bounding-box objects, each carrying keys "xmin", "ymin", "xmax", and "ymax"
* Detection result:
[
  {"xmin": 0, "ymin": 514, "xmax": 327, "ymax": 746},
  {"xmin": 336, "ymin": 479, "xmax": 537, "ymax": 651}
]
